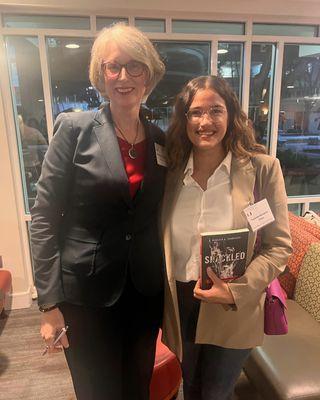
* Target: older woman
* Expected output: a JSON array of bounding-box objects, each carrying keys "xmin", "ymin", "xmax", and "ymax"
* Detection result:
[
  {"xmin": 30, "ymin": 24, "xmax": 165, "ymax": 400},
  {"xmin": 161, "ymin": 75, "xmax": 292, "ymax": 400}
]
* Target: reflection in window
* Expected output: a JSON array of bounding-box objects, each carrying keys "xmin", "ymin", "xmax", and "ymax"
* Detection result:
[
  {"xmin": 147, "ymin": 41, "xmax": 211, "ymax": 129},
  {"xmin": 277, "ymin": 44, "xmax": 320, "ymax": 196},
  {"xmin": 218, "ymin": 43, "xmax": 243, "ymax": 101},
  {"xmin": 47, "ymin": 37, "xmax": 101, "ymax": 119},
  {"xmin": 6, "ymin": 36, "xmax": 48, "ymax": 213},
  {"xmin": 249, "ymin": 43, "xmax": 276, "ymax": 147}
]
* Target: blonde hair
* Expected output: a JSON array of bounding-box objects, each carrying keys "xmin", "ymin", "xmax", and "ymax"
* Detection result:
[
  {"xmin": 89, "ymin": 23, "xmax": 165, "ymax": 99},
  {"xmin": 167, "ymin": 75, "xmax": 266, "ymax": 170}
]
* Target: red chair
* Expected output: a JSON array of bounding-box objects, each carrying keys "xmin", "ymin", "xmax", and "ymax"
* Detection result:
[
  {"xmin": 0, "ymin": 269, "xmax": 12, "ymax": 318},
  {"xmin": 150, "ymin": 330, "xmax": 182, "ymax": 400}
]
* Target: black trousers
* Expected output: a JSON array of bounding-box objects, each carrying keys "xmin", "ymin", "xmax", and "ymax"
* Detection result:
[
  {"xmin": 60, "ymin": 277, "xmax": 163, "ymax": 400},
  {"xmin": 176, "ymin": 281, "xmax": 251, "ymax": 400}
]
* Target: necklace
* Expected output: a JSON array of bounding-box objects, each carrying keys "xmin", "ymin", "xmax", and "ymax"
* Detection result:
[{"xmin": 114, "ymin": 120, "xmax": 140, "ymax": 160}]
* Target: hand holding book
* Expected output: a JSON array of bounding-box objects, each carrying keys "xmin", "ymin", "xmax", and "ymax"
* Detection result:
[
  {"xmin": 193, "ymin": 268, "xmax": 235, "ymax": 304},
  {"xmin": 201, "ymin": 228, "xmax": 249, "ymax": 289}
]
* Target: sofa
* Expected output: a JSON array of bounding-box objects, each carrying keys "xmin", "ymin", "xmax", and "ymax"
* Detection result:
[
  {"xmin": 151, "ymin": 332, "xmax": 182, "ymax": 400},
  {"xmin": 244, "ymin": 212, "xmax": 320, "ymax": 400},
  {"xmin": 0, "ymin": 269, "xmax": 12, "ymax": 318}
]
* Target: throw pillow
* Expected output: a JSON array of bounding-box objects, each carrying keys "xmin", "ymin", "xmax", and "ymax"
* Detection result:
[
  {"xmin": 280, "ymin": 213, "xmax": 320, "ymax": 298},
  {"xmin": 294, "ymin": 242, "xmax": 320, "ymax": 323}
]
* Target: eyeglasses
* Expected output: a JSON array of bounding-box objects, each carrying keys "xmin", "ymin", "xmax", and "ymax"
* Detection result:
[
  {"xmin": 103, "ymin": 60, "xmax": 146, "ymax": 79},
  {"xmin": 185, "ymin": 106, "xmax": 227, "ymax": 123}
]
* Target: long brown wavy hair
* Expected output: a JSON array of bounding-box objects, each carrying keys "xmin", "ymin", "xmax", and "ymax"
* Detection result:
[{"xmin": 166, "ymin": 75, "xmax": 266, "ymax": 170}]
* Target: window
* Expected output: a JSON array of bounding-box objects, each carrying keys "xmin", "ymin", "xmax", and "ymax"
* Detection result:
[
  {"xmin": 135, "ymin": 19, "xmax": 165, "ymax": 33},
  {"xmin": 46, "ymin": 37, "xmax": 101, "ymax": 119},
  {"xmin": 6, "ymin": 36, "xmax": 48, "ymax": 212},
  {"xmin": 288, "ymin": 204, "xmax": 301, "ymax": 215},
  {"xmin": 218, "ymin": 42, "xmax": 243, "ymax": 101},
  {"xmin": 147, "ymin": 41, "xmax": 211, "ymax": 129},
  {"xmin": 253, "ymin": 23, "xmax": 318, "ymax": 37},
  {"xmin": 2, "ymin": 14, "xmax": 90, "ymax": 30},
  {"xmin": 277, "ymin": 44, "xmax": 320, "ymax": 196},
  {"xmin": 2, "ymin": 13, "xmax": 320, "ymax": 215},
  {"xmin": 172, "ymin": 20, "xmax": 244, "ymax": 35},
  {"xmin": 96, "ymin": 17, "xmax": 128, "ymax": 30},
  {"xmin": 310, "ymin": 203, "xmax": 320, "ymax": 214},
  {"xmin": 249, "ymin": 43, "xmax": 276, "ymax": 147}
]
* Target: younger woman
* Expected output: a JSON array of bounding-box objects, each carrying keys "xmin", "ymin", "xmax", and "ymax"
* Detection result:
[{"xmin": 161, "ymin": 75, "xmax": 292, "ymax": 400}]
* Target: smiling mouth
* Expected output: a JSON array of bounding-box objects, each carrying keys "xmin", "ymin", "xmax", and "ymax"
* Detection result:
[
  {"xmin": 115, "ymin": 87, "xmax": 134, "ymax": 94},
  {"xmin": 195, "ymin": 131, "xmax": 216, "ymax": 136}
]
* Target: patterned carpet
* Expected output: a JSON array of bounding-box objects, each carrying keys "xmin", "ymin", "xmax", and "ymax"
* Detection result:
[{"xmin": 0, "ymin": 303, "xmax": 262, "ymax": 400}]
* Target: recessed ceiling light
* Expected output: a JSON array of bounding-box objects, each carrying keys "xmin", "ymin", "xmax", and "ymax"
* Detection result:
[
  {"xmin": 287, "ymin": 85, "xmax": 294, "ymax": 89},
  {"xmin": 65, "ymin": 43, "xmax": 80, "ymax": 49},
  {"xmin": 37, "ymin": 99, "xmax": 44, "ymax": 102},
  {"xmin": 217, "ymin": 49, "xmax": 228, "ymax": 54}
]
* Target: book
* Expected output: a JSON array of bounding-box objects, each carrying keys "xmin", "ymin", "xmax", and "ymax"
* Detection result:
[{"xmin": 200, "ymin": 228, "xmax": 249, "ymax": 289}]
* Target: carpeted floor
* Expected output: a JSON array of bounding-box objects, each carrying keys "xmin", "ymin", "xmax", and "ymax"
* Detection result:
[
  {"xmin": 0, "ymin": 302, "xmax": 262, "ymax": 400},
  {"xmin": 0, "ymin": 304, "xmax": 75, "ymax": 400}
]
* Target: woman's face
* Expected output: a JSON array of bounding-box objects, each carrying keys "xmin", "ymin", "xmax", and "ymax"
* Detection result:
[
  {"xmin": 186, "ymin": 88, "xmax": 229, "ymax": 155},
  {"xmin": 102, "ymin": 43, "xmax": 148, "ymax": 110}
]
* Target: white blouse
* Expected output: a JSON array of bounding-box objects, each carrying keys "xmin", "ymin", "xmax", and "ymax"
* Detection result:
[{"xmin": 171, "ymin": 151, "xmax": 233, "ymax": 282}]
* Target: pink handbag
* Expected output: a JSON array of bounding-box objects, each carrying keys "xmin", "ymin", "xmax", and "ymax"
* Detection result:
[
  {"xmin": 253, "ymin": 183, "xmax": 288, "ymax": 335},
  {"xmin": 264, "ymin": 278, "xmax": 288, "ymax": 335}
]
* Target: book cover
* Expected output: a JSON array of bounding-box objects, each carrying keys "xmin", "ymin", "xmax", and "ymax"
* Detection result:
[{"xmin": 201, "ymin": 228, "xmax": 249, "ymax": 289}]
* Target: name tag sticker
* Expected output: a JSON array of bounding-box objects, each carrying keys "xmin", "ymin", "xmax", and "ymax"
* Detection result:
[
  {"xmin": 155, "ymin": 143, "xmax": 167, "ymax": 167},
  {"xmin": 243, "ymin": 199, "xmax": 275, "ymax": 232}
]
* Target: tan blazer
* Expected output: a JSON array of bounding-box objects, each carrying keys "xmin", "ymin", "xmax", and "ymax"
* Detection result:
[{"xmin": 161, "ymin": 154, "xmax": 292, "ymax": 360}]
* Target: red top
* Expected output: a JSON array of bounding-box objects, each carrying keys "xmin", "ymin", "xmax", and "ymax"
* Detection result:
[{"xmin": 117, "ymin": 136, "xmax": 147, "ymax": 198}]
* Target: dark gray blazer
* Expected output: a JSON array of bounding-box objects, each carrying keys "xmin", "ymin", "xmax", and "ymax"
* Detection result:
[{"xmin": 30, "ymin": 104, "xmax": 166, "ymax": 307}]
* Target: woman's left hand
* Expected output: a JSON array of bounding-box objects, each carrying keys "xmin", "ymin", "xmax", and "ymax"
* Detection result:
[{"xmin": 193, "ymin": 268, "xmax": 235, "ymax": 304}]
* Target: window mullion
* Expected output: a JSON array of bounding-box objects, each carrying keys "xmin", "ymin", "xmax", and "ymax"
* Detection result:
[
  {"xmin": 269, "ymin": 41, "xmax": 284, "ymax": 157},
  {"xmin": 165, "ymin": 17, "xmax": 172, "ymax": 34},
  {"xmin": 38, "ymin": 34, "xmax": 54, "ymax": 142},
  {"xmin": 241, "ymin": 40, "xmax": 251, "ymax": 115},
  {"xmin": 210, "ymin": 40, "xmax": 218, "ymax": 75}
]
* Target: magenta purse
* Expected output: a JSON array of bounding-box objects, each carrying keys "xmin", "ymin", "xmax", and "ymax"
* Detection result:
[
  {"xmin": 264, "ymin": 278, "xmax": 288, "ymax": 335},
  {"xmin": 253, "ymin": 184, "xmax": 288, "ymax": 335}
]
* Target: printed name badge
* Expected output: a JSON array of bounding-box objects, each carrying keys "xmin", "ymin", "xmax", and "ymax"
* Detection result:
[
  {"xmin": 243, "ymin": 199, "xmax": 275, "ymax": 232},
  {"xmin": 155, "ymin": 143, "xmax": 167, "ymax": 167}
]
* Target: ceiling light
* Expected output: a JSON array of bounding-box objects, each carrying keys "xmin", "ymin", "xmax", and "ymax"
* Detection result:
[
  {"xmin": 65, "ymin": 43, "xmax": 80, "ymax": 49},
  {"xmin": 217, "ymin": 49, "xmax": 228, "ymax": 54},
  {"xmin": 287, "ymin": 85, "xmax": 294, "ymax": 89}
]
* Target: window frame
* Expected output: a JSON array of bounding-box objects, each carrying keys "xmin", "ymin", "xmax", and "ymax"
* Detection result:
[{"xmin": 1, "ymin": 11, "xmax": 320, "ymax": 221}]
